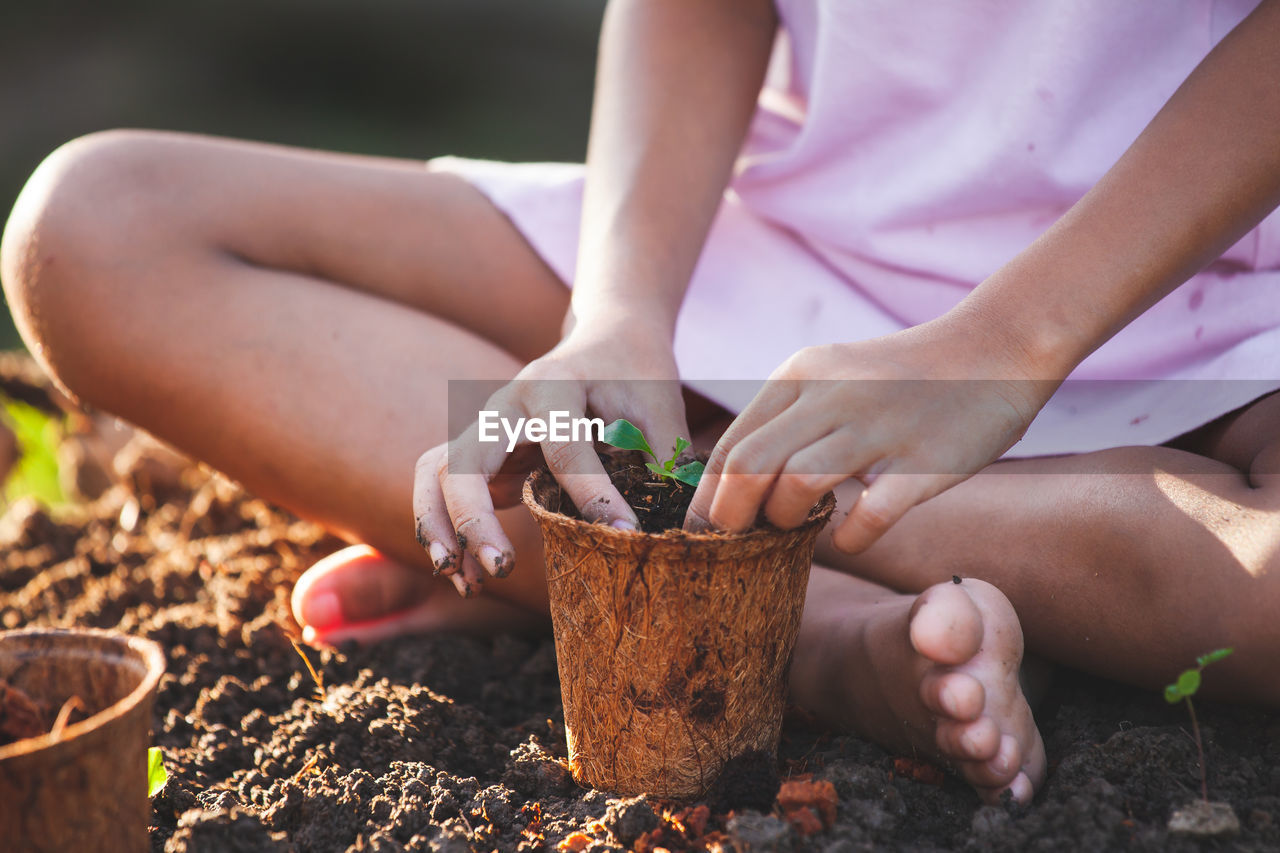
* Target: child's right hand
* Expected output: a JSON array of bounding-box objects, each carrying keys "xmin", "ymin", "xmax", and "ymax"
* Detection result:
[{"xmin": 412, "ymin": 320, "xmax": 689, "ymax": 595}]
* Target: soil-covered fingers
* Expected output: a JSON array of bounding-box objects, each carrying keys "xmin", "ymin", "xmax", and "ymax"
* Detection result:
[
  {"xmin": 445, "ymin": 550, "xmax": 487, "ymax": 599},
  {"xmin": 514, "ymin": 384, "xmax": 639, "ymax": 528},
  {"xmin": 413, "ymin": 445, "xmax": 464, "ymax": 576},
  {"xmin": 438, "ymin": 438, "xmax": 517, "ymax": 579},
  {"xmin": 540, "ymin": 435, "xmax": 638, "ymax": 529},
  {"xmin": 421, "ymin": 416, "xmax": 517, "ymax": 581}
]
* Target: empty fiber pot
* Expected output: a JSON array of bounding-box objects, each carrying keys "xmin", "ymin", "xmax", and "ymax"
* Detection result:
[{"xmin": 0, "ymin": 628, "xmax": 165, "ymax": 853}]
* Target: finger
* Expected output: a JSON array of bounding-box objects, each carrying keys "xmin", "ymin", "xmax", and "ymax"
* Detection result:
[
  {"xmin": 542, "ymin": 435, "xmax": 638, "ymax": 529},
  {"xmin": 764, "ymin": 433, "xmax": 853, "ymax": 529},
  {"xmin": 685, "ymin": 380, "xmax": 798, "ymax": 531},
  {"xmin": 413, "ymin": 445, "xmax": 463, "ymax": 576},
  {"xmin": 524, "ymin": 385, "xmax": 639, "ymax": 529},
  {"xmin": 446, "ymin": 550, "xmax": 487, "ymax": 599},
  {"xmin": 830, "ymin": 468, "xmax": 939, "ymax": 553},
  {"xmin": 627, "ymin": 384, "xmax": 692, "ymax": 468},
  {"xmin": 707, "ymin": 405, "xmax": 830, "ymax": 532},
  {"xmin": 441, "ymin": 429, "xmax": 518, "ymax": 578}
]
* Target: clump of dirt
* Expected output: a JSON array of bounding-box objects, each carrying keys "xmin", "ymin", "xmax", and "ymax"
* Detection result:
[{"xmin": 3, "ymin": 360, "xmax": 1280, "ymax": 851}]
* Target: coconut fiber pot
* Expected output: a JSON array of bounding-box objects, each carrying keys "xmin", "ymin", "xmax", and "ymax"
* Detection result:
[
  {"xmin": 0, "ymin": 628, "xmax": 165, "ymax": 853},
  {"xmin": 523, "ymin": 469, "xmax": 835, "ymax": 799}
]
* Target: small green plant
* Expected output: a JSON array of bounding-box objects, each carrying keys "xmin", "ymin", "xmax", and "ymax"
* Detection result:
[
  {"xmin": 1164, "ymin": 647, "xmax": 1232, "ymax": 802},
  {"xmin": 147, "ymin": 746, "xmax": 169, "ymax": 797},
  {"xmin": 601, "ymin": 419, "xmax": 704, "ymax": 487}
]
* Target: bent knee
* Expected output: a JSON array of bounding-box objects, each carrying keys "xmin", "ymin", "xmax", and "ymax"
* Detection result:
[
  {"xmin": 1, "ymin": 130, "xmax": 193, "ymax": 393},
  {"xmin": 2, "ymin": 129, "xmax": 186, "ymax": 291}
]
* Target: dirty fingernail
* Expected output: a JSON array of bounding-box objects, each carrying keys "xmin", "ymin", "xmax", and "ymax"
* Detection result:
[
  {"xmin": 478, "ymin": 545, "xmax": 508, "ymax": 577},
  {"xmin": 428, "ymin": 541, "xmax": 452, "ymax": 575},
  {"xmin": 450, "ymin": 573, "xmax": 472, "ymax": 598},
  {"xmin": 304, "ymin": 591, "xmax": 343, "ymax": 631},
  {"xmin": 610, "ymin": 519, "xmax": 636, "ymax": 532}
]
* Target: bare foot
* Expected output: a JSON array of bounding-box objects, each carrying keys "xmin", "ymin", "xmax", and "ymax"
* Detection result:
[
  {"xmin": 791, "ymin": 570, "xmax": 1046, "ymax": 804},
  {"xmin": 291, "ymin": 545, "xmax": 545, "ymax": 645}
]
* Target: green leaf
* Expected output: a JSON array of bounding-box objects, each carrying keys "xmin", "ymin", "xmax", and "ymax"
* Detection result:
[
  {"xmin": 1176, "ymin": 668, "xmax": 1201, "ymax": 698},
  {"xmin": 666, "ymin": 437, "xmax": 691, "ymax": 472},
  {"xmin": 601, "ymin": 419, "xmax": 654, "ymax": 458},
  {"xmin": 671, "ymin": 461, "xmax": 705, "ymax": 488},
  {"xmin": 148, "ymin": 746, "xmax": 169, "ymax": 797},
  {"xmin": 1164, "ymin": 683, "xmax": 1183, "ymax": 704},
  {"xmin": 645, "ymin": 461, "xmax": 669, "ymax": 479},
  {"xmin": 1196, "ymin": 648, "xmax": 1233, "ymax": 668}
]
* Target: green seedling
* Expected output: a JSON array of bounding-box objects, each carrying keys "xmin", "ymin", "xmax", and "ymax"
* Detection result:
[
  {"xmin": 1164, "ymin": 647, "xmax": 1232, "ymax": 802},
  {"xmin": 148, "ymin": 746, "xmax": 169, "ymax": 797},
  {"xmin": 601, "ymin": 419, "xmax": 704, "ymax": 488}
]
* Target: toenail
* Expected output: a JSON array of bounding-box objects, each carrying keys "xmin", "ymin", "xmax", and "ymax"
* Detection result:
[
  {"xmin": 1009, "ymin": 773, "xmax": 1033, "ymax": 803},
  {"xmin": 304, "ymin": 591, "xmax": 343, "ymax": 631}
]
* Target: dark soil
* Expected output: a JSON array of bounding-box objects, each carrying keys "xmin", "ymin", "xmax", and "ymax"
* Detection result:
[
  {"xmin": 3, "ymin": 376, "xmax": 1280, "ymax": 850},
  {"xmin": 551, "ymin": 451, "xmax": 701, "ymax": 534},
  {"xmin": 605, "ymin": 451, "xmax": 700, "ymax": 534}
]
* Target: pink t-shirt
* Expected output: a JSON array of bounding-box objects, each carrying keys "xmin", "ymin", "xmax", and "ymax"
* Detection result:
[{"xmin": 435, "ymin": 0, "xmax": 1280, "ymax": 456}]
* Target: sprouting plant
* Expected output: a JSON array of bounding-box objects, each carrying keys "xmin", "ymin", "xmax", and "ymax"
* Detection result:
[
  {"xmin": 601, "ymin": 419, "xmax": 704, "ymax": 488},
  {"xmin": 148, "ymin": 746, "xmax": 169, "ymax": 797},
  {"xmin": 1164, "ymin": 647, "xmax": 1232, "ymax": 803}
]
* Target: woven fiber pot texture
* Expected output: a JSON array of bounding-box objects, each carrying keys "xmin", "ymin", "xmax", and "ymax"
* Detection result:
[
  {"xmin": 523, "ymin": 469, "xmax": 835, "ymax": 799},
  {"xmin": 0, "ymin": 628, "xmax": 165, "ymax": 853}
]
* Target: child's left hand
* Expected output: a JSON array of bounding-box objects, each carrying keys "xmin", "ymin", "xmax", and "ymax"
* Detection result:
[{"xmin": 684, "ymin": 314, "xmax": 1058, "ymax": 552}]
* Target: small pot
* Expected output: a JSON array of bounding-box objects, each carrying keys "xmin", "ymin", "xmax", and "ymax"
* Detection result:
[
  {"xmin": 523, "ymin": 469, "xmax": 834, "ymax": 799},
  {"xmin": 0, "ymin": 628, "xmax": 165, "ymax": 853}
]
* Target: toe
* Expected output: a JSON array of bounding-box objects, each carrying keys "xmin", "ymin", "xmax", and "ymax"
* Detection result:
[
  {"xmin": 936, "ymin": 716, "xmax": 1000, "ymax": 762},
  {"xmin": 959, "ymin": 733, "xmax": 1023, "ymax": 789},
  {"xmin": 909, "ymin": 582, "xmax": 984, "ymax": 666},
  {"xmin": 920, "ymin": 670, "xmax": 985, "ymax": 721},
  {"xmin": 1006, "ymin": 771, "xmax": 1035, "ymax": 804},
  {"xmin": 292, "ymin": 544, "xmax": 434, "ymax": 635}
]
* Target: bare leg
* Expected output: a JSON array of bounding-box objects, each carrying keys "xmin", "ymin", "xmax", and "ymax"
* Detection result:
[
  {"xmin": 1, "ymin": 130, "xmax": 567, "ymax": 633},
  {"xmin": 818, "ymin": 393, "xmax": 1280, "ymax": 704}
]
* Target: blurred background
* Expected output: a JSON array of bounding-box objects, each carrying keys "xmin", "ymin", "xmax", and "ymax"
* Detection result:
[{"xmin": 0, "ymin": 0, "xmax": 605, "ymax": 349}]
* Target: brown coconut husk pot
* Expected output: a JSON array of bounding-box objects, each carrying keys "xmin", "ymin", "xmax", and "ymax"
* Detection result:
[
  {"xmin": 523, "ymin": 468, "xmax": 835, "ymax": 800},
  {"xmin": 0, "ymin": 628, "xmax": 165, "ymax": 853}
]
